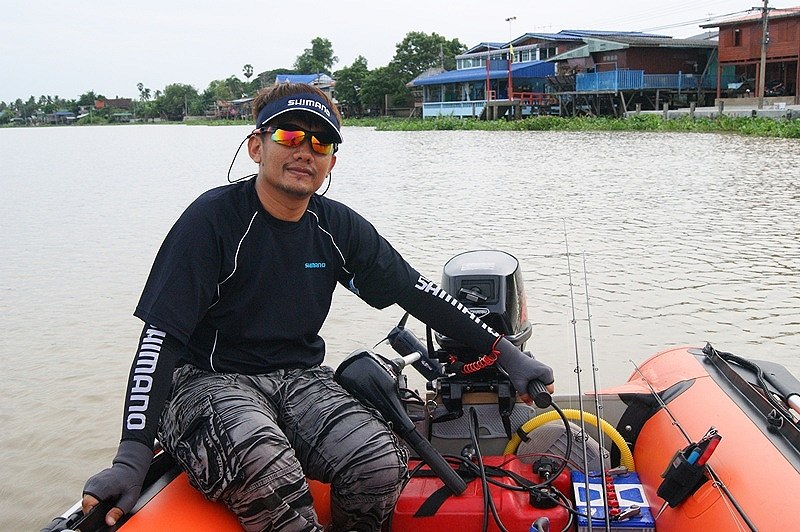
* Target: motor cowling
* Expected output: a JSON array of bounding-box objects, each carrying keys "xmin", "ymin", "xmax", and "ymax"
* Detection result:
[{"xmin": 437, "ymin": 250, "xmax": 532, "ymax": 353}]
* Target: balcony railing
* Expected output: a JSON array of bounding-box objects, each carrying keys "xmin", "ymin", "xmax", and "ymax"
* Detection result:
[{"xmin": 576, "ymin": 70, "xmax": 731, "ymax": 92}]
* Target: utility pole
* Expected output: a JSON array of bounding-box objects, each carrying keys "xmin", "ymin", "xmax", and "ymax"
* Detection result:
[
  {"xmin": 758, "ymin": 0, "xmax": 770, "ymax": 109},
  {"xmin": 505, "ymin": 16, "xmax": 516, "ymax": 102},
  {"xmin": 505, "ymin": 16, "xmax": 516, "ymax": 41}
]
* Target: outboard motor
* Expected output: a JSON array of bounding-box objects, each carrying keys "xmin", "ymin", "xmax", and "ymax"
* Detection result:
[
  {"xmin": 426, "ymin": 250, "xmax": 536, "ymax": 434},
  {"xmin": 334, "ymin": 350, "xmax": 467, "ymax": 495},
  {"xmin": 438, "ymin": 249, "xmax": 532, "ymax": 352}
]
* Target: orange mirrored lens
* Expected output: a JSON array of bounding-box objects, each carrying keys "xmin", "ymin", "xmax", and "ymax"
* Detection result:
[{"xmin": 268, "ymin": 128, "xmax": 335, "ymax": 155}]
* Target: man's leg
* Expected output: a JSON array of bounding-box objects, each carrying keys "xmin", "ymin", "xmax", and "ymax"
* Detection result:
[
  {"xmin": 159, "ymin": 365, "xmax": 322, "ymax": 532},
  {"xmin": 277, "ymin": 366, "xmax": 409, "ymax": 532}
]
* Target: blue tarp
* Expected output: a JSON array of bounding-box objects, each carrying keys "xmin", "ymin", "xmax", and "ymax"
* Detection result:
[{"xmin": 410, "ymin": 60, "xmax": 555, "ymax": 86}]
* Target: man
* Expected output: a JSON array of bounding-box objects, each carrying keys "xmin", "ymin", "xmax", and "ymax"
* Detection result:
[{"xmin": 82, "ymin": 83, "xmax": 554, "ymax": 531}]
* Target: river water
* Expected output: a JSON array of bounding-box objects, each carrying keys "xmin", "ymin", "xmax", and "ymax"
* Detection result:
[{"xmin": 1, "ymin": 124, "xmax": 798, "ymax": 529}]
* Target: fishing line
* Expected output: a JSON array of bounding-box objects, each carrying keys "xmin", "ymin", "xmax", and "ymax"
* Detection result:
[
  {"xmin": 581, "ymin": 253, "xmax": 611, "ymax": 531},
  {"xmin": 629, "ymin": 359, "xmax": 693, "ymax": 444},
  {"xmin": 563, "ymin": 221, "xmax": 594, "ymax": 532}
]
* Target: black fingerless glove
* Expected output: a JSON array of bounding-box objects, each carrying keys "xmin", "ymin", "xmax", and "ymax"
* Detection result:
[
  {"xmin": 83, "ymin": 440, "xmax": 152, "ymax": 515},
  {"xmin": 495, "ymin": 337, "xmax": 555, "ymax": 394}
]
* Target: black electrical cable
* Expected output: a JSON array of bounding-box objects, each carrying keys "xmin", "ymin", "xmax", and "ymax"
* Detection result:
[
  {"xmin": 468, "ymin": 407, "xmax": 490, "ymax": 532},
  {"xmin": 468, "ymin": 407, "xmax": 508, "ymax": 532}
]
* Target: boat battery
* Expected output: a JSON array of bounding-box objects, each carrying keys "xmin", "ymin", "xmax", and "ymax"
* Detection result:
[
  {"xmin": 392, "ymin": 455, "xmax": 571, "ymax": 532},
  {"xmin": 572, "ymin": 471, "xmax": 655, "ymax": 531}
]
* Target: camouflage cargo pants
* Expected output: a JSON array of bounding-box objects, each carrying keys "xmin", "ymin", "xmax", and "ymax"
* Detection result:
[{"xmin": 159, "ymin": 364, "xmax": 408, "ymax": 531}]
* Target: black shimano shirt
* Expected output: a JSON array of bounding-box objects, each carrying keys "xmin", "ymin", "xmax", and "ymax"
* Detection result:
[
  {"xmin": 124, "ymin": 178, "xmax": 501, "ymax": 447},
  {"xmin": 135, "ymin": 178, "xmax": 420, "ymax": 374}
]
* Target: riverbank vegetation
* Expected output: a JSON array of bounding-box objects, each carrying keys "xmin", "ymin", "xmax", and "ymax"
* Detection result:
[
  {"xmin": 343, "ymin": 115, "xmax": 800, "ymax": 138},
  {"xmin": 5, "ymin": 114, "xmax": 799, "ymax": 139}
]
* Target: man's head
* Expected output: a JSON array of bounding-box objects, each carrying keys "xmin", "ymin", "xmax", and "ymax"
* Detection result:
[
  {"xmin": 247, "ymin": 84, "xmax": 340, "ymax": 211},
  {"xmin": 251, "ymin": 83, "xmax": 342, "ymax": 144}
]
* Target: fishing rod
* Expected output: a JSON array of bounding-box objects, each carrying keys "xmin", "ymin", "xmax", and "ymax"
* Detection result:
[
  {"xmin": 563, "ymin": 223, "xmax": 595, "ymax": 532},
  {"xmin": 581, "ymin": 253, "xmax": 611, "ymax": 532},
  {"xmin": 630, "ymin": 360, "xmax": 758, "ymax": 531}
]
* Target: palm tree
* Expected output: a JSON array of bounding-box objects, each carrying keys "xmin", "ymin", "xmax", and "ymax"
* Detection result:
[{"xmin": 243, "ymin": 64, "xmax": 254, "ymax": 80}]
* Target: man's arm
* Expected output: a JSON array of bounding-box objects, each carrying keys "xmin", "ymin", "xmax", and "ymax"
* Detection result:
[
  {"xmin": 396, "ymin": 274, "xmax": 554, "ymax": 398},
  {"xmin": 82, "ymin": 325, "xmax": 181, "ymax": 526}
]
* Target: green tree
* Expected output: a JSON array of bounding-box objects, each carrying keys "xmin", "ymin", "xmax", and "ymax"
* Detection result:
[
  {"xmin": 359, "ymin": 65, "xmax": 408, "ymax": 115},
  {"xmin": 243, "ymin": 64, "xmax": 254, "ymax": 80},
  {"xmin": 294, "ymin": 37, "xmax": 337, "ymax": 75},
  {"xmin": 77, "ymin": 91, "xmax": 100, "ymax": 107},
  {"xmin": 156, "ymin": 83, "xmax": 200, "ymax": 120},
  {"xmin": 390, "ymin": 31, "xmax": 466, "ymax": 81},
  {"xmin": 38, "ymin": 95, "xmax": 57, "ymax": 114},
  {"xmin": 333, "ymin": 56, "xmax": 369, "ymax": 117},
  {"xmin": 137, "ymin": 83, "xmax": 151, "ymax": 101},
  {"xmin": 203, "ymin": 80, "xmax": 226, "ymax": 105},
  {"xmin": 20, "ymin": 96, "xmax": 37, "ymax": 118}
]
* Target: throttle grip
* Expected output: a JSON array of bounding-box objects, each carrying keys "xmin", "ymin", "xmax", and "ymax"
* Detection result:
[{"xmin": 527, "ymin": 380, "xmax": 552, "ymax": 408}]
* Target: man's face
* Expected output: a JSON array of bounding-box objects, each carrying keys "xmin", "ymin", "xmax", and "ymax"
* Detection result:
[{"xmin": 248, "ymin": 112, "xmax": 337, "ymax": 200}]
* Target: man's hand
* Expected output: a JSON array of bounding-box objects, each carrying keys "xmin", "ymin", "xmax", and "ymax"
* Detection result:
[
  {"xmin": 82, "ymin": 440, "xmax": 152, "ymax": 526},
  {"xmin": 494, "ymin": 337, "xmax": 555, "ymax": 403}
]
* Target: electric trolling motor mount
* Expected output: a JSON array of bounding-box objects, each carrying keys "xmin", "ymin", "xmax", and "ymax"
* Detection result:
[{"xmin": 334, "ymin": 349, "xmax": 467, "ymax": 495}]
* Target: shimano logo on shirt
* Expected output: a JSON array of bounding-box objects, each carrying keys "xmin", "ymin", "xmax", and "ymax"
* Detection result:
[{"xmin": 305, "ymin": 262, "xmax": 327, "ymax": 269}]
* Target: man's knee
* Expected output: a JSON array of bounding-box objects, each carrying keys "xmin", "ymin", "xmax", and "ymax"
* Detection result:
[{"xmin": 338, "ymin": 442, "xmax": 408, "ymax": 496}]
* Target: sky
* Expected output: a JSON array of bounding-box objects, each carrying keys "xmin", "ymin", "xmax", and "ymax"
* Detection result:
[{"xmin": 1, "ymin": 0, "xmax": 781, "ymax": 103}]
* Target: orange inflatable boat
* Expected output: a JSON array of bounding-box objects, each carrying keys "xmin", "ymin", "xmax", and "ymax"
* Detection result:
[
  {"xmin": 44, "ymin": 251, "xmax": 800, "ymax": 532},
  {"xmin": 44, "ymin": 344, "xmax": 800, "ymax": 532}
]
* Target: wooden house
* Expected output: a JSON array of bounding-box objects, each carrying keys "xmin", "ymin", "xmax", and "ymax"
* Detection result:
[
  {"xmin": 546, "ymin": 31, "xmax": 718, "ymax": 115},
  {"xmin": 409, "ymin": 30, "xmax": 720, "ymax": 119},
  {"xmin": 702, "ymin": 7, "xmax": 800, "ymax": 103}
]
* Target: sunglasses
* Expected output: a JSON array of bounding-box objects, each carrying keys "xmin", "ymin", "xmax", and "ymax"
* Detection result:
[{"xmin": 262, "ymin": 126, "xmax": 338, "ymax": 155}]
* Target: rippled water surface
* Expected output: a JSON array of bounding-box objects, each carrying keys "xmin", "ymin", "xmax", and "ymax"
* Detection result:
[{"xmin": 1, "ymin": 125, "xmax": 798, "ymax": 529}]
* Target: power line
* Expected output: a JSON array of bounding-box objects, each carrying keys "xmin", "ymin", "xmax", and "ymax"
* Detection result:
[
  {"xmin": 640, "ymin": 9, "xmax": 754, "ymax": 32},
  {"xmin": 579, "ymin": 0, "xmax": 757, "ymax": 34}
]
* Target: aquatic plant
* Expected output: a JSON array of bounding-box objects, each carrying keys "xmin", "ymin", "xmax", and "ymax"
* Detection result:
[{"xmin": 342, "ymin": 115, "xmax": 800, "ymax": 139}]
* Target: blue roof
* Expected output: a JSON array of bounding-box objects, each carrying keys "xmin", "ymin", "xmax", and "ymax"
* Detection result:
[
  {"xmin": 506, "ymin": 30, "xmax": 671, "ymax": 47},
  {"xmin": 559, "ymin": 29, "xmax": 669, "ymax": 38},
  {"xmin": 410, "ymin": 60, "xmax": 555, "ymax": 86},
  {"xmin": 276, "ymin": 73, "xmax": 332, "ymax": 84},
  {"xmin": 464, "ymin": 42, "xmax": 506, "ymax": 53}
]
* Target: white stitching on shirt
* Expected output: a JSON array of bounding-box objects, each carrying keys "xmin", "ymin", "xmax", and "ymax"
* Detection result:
[
  {"xmin": 209, "ymin": 329, "xmax": 219, "ymax": 371},
  {"xmin": 306, "ymin": 208, "xmax": 353, "ymax": 276},
  {"xmin": 209, "ymin": 210, "xmax": 259, "ymax": 309},
  {"xmin": 208, "ymin": 211, "xmax": 257, "ymax": 368}
]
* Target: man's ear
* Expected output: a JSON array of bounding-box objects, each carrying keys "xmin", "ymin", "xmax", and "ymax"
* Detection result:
[
  {"xmin": 247, "ymin": 133, "xmax": 262, "ymax": 163},
  {"xmin": 326, "ymin": 154, "xmax": 337, "ymax": 174}
]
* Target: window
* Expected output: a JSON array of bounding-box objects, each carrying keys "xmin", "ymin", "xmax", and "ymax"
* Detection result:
[
  {"xmin": 539, "ymin": 47, "xmax": 557, "ymax": 60},
  {"xmin": 733, "ymin": 28, "xmax": 741, "ymax": 46}
]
